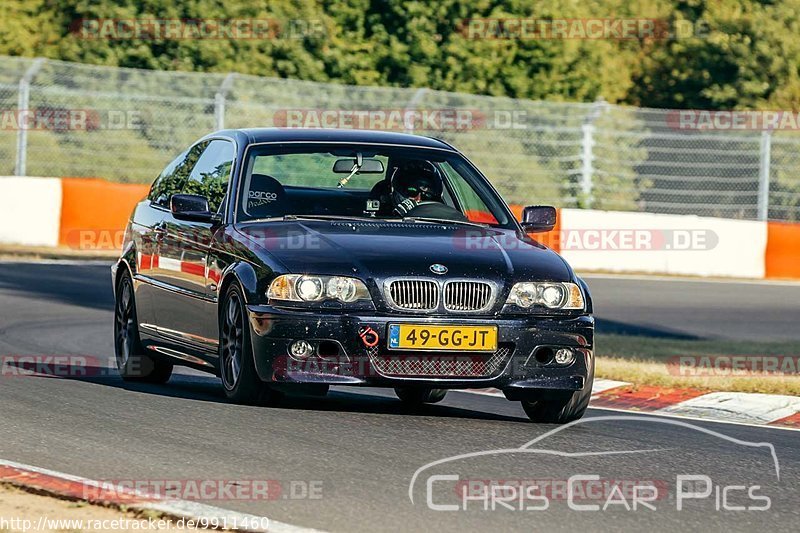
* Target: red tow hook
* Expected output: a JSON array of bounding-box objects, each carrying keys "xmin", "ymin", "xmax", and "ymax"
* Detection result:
[{"xmin": 358, "ymin": 326, "xmax": 379, "ymax": 348}]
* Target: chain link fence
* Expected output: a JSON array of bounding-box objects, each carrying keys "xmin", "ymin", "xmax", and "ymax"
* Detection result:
[{"xmin": 1, "ymin": 55, "xmax": 798, "ymax": 221}]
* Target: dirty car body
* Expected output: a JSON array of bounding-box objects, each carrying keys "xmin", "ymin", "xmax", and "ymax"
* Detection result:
[{"xmin": 112, "ymin": 128, "xmax": 594, "ymax": 423}]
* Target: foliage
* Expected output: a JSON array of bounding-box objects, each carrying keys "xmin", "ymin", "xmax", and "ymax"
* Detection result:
[{"xmin": 0, "ymin": 0, "xmax": 797, "ymax": 110}]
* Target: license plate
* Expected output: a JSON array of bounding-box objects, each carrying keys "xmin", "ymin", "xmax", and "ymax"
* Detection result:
[{"xmin": 388, "ymin": 324, "xmax": 498, "ymax": 352}]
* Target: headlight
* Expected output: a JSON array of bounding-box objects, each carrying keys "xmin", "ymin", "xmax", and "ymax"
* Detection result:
[
  {"xmin": 297, "ymin": 276, "xmax": 324, "ymax": 301},
  {"xmin": 326, "ymin": 276, "xmax": 360, "ymax": 302},
  {"xmin": 268, "ymin": 274, "xmax": 371, "ymax": 304},
  {"xmin": 506, "ymin": 282, "xmax": 584, "ymax": 310}
]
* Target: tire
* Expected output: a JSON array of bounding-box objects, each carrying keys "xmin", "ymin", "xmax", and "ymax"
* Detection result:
[
  {"xmin": 394, "ymin": 387, "xmax": 448, "ymax": 406},
  {"xmin": 219, "ymin": 283, "xmax": 281, "ymax": 406},
  {"xmin": 521, "ymin": 362, "xmax": 594, "ymax": 424},
  {"xmin": 114, "ymin": 271, "xmax": 173, "ymax": 383}
]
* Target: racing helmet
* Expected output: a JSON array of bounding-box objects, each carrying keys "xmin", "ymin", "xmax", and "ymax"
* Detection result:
[{"xmin": 390, "ymin": 160, "xmax": 444, "ymax": 212}]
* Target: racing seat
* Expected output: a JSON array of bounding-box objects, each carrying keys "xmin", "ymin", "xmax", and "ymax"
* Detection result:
[
  {"xmin": 245, "ymin": 174, "xmax": 287, "ymax": 219},
  {"xmin": 368, "ymin": 179, "xmax": 394, "ymax": 216}
]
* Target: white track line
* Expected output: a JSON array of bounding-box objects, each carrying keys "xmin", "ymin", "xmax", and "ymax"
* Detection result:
[
  {"xmin": 588, "ymin": 405, "xmax": 800, "ymax": 433},
  {"xmin": 591, "ymin": 378, "xmax": 630, "ymax": 394},
  {"xmin": 581, "ymin": 272, "xmax": 800, "ymax": 287},
  {"xmin": 456, "ymin": 389, "xmax": 800, "ymax": 433},
  {"xmin": 0, "ymin": 459, "xmax": 322, "ymax": 533},
  {"xmin": 658, "ymin": 392, "xmax": 800, "ymax": 425}
]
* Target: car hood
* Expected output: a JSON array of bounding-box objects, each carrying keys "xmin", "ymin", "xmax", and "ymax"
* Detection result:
[{"xmin": 236, "ymin": 219, "xmax": 573, "ymax": 283}]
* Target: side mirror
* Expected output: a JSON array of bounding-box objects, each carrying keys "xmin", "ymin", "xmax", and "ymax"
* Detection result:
[
  {"xmin": 520, "ymin": 205, "xmax": 556, "ymax": 232},
  {"xmin": 170, "ymin": 194, "xmax": 220, "ymax": 223}
]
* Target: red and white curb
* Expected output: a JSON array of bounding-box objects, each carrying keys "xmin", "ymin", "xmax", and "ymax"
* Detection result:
[
  {"xmin": 0, "ymin": 459, "xmax": 320, "ymax": 533},
  {"xmin": 465, "ymin": 379, "xmax": 800, "ymax": 430}
]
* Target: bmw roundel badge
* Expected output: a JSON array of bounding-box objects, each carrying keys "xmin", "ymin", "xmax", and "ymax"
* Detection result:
[{"xmin": 430, "ymin": 264, "xmax": 448, "ymax": 275}]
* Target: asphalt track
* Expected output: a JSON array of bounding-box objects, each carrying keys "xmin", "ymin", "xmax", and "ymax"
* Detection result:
[
  {"xmin": 585, "ymin": 274, "xmax": 800, "ymax": 342},
  {"xmin": 0, "ymin": 262, "xmax": 798, "ymax": 532}
]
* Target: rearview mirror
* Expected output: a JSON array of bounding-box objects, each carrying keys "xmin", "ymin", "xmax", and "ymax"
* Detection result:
[
  {"xmin": 170, "ymin": 194, "xmax": 219, "ymax": 223},
  {"xmin": 520, "ymin": 205, "xmax": 556, "ymax": 232},
  {"xmin": 332, "ymin": 158, "xmax": 385, "ymax": 174}
]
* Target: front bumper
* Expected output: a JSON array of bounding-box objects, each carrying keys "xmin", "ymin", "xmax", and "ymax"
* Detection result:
[{"xmin": 246, "ymin": 305, "xmax": 594, "ymax": 393}]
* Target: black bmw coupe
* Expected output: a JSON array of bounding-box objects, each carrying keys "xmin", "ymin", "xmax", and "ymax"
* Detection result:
[{"xmin": 112, "ymin": 128, "xmax": 594, "ymax": 423}]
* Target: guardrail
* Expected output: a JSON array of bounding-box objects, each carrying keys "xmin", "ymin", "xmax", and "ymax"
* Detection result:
[
  {"xmin": 1, "ymin": 176, "xmax": 798, "ymax": 280},
  {"xmin": 1, "ymin": 56, "xmax": 799, "ymax": 221}
]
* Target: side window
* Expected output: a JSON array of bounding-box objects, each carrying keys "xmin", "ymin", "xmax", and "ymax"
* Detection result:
[
  {"xmin": 181, "ymin": 139, "xmax": 234, "ymax": 212},
  {"xmin": 148, "ymin": 143, "xmax": 207, "ymax": 208}
]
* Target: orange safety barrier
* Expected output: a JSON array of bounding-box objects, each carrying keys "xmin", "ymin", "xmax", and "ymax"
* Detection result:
[
  {"xmin": 464, "ymin": 205, "xmax": 560, "ymax": 253},
  {"xmin": 765, "ymin": 221, "xmax": 800, "ymax": 279},
  {"xmin": 59, "ymin": 178, "xmax": 149, "ymax": 250},
  {"xmin": 56, "ymin": 180, "xmax": 565, "ymax": 255}
]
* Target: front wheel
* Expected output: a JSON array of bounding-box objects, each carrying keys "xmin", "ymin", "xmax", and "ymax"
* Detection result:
[
  {"xmin": 114, "ymin": 272, "xmax": 173, "ymax": 383},
  {"xmin": 394, "ymin": 387, "xmax": 448, "ymax": 406},
  {"xmin": 521, "ymin": 365, "xmax": 594, "ymax": 424},
  {"xmin": 219, "ymin": 284, "xmax": 281, "ymax": 406}
]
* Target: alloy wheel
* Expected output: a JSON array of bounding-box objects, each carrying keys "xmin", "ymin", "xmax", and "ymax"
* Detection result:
[
  {"xmin": 114, "ymin": 279, "xmax": 135, "ymax": 369},
  {"xmin": 221, "ymin": 292, "xmax": 244, "ymax": 390}
]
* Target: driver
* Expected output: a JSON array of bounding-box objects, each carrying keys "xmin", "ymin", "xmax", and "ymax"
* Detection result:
[{"xmin": 390, "ymin": 160, "xmax": 468, "ymax": 221}]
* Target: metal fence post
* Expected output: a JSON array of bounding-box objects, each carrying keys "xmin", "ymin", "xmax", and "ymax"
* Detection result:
[
  {"xmin": 580, "ymin": 122, "xmax": 595, "ymax": 208},
  {"xmin": 403, "ymin": 88, "xmax": 428, "ymax": 134},
  {"xmin": 757, "ymin": 131, "xmax": 772, "ymax": 221},
  {"xmin": 214, "ymin": 73, "xmax": 235, "ymax": 130},
  {"xmin": 578, "ymin": 98, "xmax": 606, "ymax": 208},
  {"xmin": 14, "ymin": 58, "xmax": 45, "ymax": 176}
]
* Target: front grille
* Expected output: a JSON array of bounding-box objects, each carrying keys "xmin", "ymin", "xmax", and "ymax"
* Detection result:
[
  {"xmin": 369, "ymin": 345, "xmax": 513, "ymax": 378},
  {"xmin": 444, "ymin": 281, "xmax": 493, "ymax": 312},
  {"xmin": 387, "ymin": 280, "xmax": 439, "ymax": 311}
]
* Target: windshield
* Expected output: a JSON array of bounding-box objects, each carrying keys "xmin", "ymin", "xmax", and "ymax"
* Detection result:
[{"xmin": 237, "ymin": 143, "xmax": 512, "ymax": 227}]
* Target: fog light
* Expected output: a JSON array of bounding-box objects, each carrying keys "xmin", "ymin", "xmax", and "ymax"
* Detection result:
[
  {"xmin": 534, "ymin": 347, "xmax": 554, "ymax": 365},
  {"xmin": 290, "ymin": 340, "xmax": 315, "ymax": 360},
  {"xmin": 554, "ymin": 348, "xmax": 575, "ymax": 365}
]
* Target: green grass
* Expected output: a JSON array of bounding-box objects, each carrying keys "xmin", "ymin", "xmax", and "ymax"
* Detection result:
[
  {"xmin": 597, "ymin": 334, "xmax": 800, "ymax": 361},
  {"xmin": 596, "ymin": 334, "xmax": 800, "ymax": 396}
]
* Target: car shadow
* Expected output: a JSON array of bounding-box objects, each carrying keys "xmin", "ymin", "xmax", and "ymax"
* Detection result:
[
  {"xmin": 280, "ymin": 389, "xmax": 525, "ymax": 423},
  {"xmin": 4, "ymin": 361, "xmax": 525, "ymax": 423},
  {"xmin": 0, "ymin": 263, "xmax": 114, "ymax": 311},
  {"xmin": 595, "ymin": 317, "xmax": 702, "ymax": 340}
]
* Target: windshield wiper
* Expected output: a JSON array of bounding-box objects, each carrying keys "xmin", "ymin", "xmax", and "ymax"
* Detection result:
[
  {"xmin": 404, "ymin": 216, "xmax": 488, "ymax": 228},
  {"xmin": 283, "ymin": 214, "xmax": 373, "ymax": 222}
]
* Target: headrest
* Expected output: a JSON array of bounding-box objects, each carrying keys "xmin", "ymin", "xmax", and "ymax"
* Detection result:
[{"xmin": 245, "ymin": 174, "xmax": 286, "ymax": 218}]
